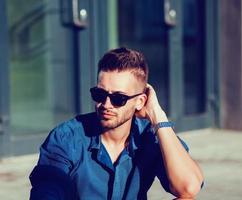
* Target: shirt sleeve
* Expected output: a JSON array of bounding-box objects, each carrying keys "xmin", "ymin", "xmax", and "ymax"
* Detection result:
[
  {"xmin": 29, "ymin": 165, "xmax": 75, "ymax": 200},
  {"xmin": 37, "ymin": 125, "xmax": 76, "ymax": 173},
  {"xmin": 29, "ymin": 123, "xmax": 79, "ymax": 200}
]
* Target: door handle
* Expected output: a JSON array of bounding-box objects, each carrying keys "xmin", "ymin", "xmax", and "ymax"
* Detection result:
[
  {"xmin": 60, "ymin": 0, "xmax": 88, "ymax": 30},
  {"xmin": 164, "ymin": 0, "xmax": 176, "ymax": 27},
  {"xmin": 72, "ymin": 0, "xmax": 88, "ymax": 29}
]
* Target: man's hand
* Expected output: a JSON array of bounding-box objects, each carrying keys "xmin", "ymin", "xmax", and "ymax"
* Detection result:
[{"xmin": 135, "ymin": 84, "xmax": 168, "ymax": 124}]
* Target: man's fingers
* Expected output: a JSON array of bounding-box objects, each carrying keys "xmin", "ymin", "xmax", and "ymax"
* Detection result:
[{"xmin": 146, "ymin": 83, "xmax": 156, "ymax": 96}]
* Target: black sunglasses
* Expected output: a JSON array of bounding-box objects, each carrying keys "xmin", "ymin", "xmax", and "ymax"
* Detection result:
[{"xmin": 90, "ymin": 87, "xmax": 143, "ymax": 107}]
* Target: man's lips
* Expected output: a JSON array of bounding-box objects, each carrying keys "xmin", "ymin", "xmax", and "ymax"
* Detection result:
[{"xmin": 99, "ymin": 111, "xmax": 116, "ymax": 118}]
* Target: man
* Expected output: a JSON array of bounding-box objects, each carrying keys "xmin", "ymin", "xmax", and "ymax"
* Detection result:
[{"xmin": 29, "ymin": 47, "xmax": 204, "ymax": 200}]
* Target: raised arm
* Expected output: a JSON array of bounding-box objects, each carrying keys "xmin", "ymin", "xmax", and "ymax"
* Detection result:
[{"xmin": 136, "ymin": 84, "xmax": 204, "ymax": 199}]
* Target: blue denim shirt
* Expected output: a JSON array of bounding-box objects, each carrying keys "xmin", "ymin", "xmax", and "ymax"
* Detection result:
[{"xmin": 29, "ymin": 112, "xmax": 189, "ymax": 200}]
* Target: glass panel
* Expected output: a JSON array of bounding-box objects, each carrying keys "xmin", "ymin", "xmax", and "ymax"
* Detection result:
[
  {"xmin": 7, "ymin": 0, "xmax": 76, "ymax": 135},
  {"xmin": 182, "ymin": 0, "xmax": 206, "ymax": 115},
  {"xmin": 117, "ymin": 0, "xmax": 170, "ymax": 114}
]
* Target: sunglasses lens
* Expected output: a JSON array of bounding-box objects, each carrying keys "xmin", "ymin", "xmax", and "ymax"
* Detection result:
[
  {"xmin": 90, "ymin": 87, "xmax": 129, "ymax": 107},
  {"xmin": 110, "ymin": 94, "xmax": 127, "ymax": 107},
  {"xmin": 90, "ymin": 88, "xmax": 107, "ymax": 103}
]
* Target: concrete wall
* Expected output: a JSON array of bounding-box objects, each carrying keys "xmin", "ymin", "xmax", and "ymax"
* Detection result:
[{"xmin": 220, "ymin": 0, "xmax": 242, "ymax": 130}]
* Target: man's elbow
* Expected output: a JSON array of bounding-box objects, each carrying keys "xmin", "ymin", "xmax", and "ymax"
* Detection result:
[
  {"xmin": 170, "ymin": 178, "xmax": 204, "ymax": 198},
  {"xmin": 183, "ymin": 180, "xmax": 203, "ymax": 197}
]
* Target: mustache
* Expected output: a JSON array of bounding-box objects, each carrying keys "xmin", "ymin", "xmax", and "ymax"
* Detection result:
[{"xmin": 96, "ymin": 107, "xmax": 117, "ymax": 116}]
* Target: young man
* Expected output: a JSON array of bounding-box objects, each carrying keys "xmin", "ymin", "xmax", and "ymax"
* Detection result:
[{"xmin": 29, "ymin": 47, "xmax": 204, "ymax": 200}]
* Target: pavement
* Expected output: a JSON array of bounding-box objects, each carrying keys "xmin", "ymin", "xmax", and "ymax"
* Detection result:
[{"xmin": 0, "ymin": 128, "xmax": 242, "ymax": 200}]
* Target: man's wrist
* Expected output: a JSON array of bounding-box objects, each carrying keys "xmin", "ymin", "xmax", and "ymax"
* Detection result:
[
  {"xmin": 152, "ymin": 121, "xmax": 174, "ymax": 134},
  {"xmin": 149, "ymin": 107, "xmax": 168, "ymax": 125}
]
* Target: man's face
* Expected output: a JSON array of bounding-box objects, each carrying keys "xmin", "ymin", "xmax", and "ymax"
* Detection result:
[{"xmin": 95, "ymin": 70, "xmax": 145, "ymax": 131}]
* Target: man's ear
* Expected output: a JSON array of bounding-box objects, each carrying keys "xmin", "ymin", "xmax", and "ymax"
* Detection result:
[
  {"xmin": 136, "ymin": 94, "xmax": 147, "ymax": 111},
  {"xmin": 135, "ymin": 94, "xmax": 147, "ymax": 118}
]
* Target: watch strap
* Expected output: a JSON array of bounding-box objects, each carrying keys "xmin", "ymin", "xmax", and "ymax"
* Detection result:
[{"xmin": 152, "ymin": 121, "xmax": 174, "ymax": 134}]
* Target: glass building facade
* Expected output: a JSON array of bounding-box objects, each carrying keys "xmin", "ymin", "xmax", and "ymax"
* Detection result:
[{"xmin": 0, "ymin": 0, "xmax": 221, "ymax": 157}]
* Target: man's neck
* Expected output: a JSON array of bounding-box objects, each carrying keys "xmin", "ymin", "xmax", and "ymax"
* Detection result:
[{"xmin": 101, "ymin": 119, "xmax": 132, "ymax": 147}]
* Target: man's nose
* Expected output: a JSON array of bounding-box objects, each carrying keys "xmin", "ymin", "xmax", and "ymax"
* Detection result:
[{"xmin": 102, "ymin": 96, "xmax": 113, "ymax": 108}]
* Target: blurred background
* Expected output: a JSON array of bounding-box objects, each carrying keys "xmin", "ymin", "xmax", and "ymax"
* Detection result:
[
  {"xmin": 0, "ymin": 0, "xmax": 242, "ymax": 199},
  {"xmin": 1, "ymin": 0, "xmax": 241, "ymax": 157}
]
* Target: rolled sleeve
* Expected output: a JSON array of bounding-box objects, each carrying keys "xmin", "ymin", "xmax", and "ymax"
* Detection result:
[{"xmin": 30, "ymin": 122, "xmax": 80, "ymax": 199}]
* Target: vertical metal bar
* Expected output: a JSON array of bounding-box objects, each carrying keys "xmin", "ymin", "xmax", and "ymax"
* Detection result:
[
  {"xmin": 78, "ymin": 0, "xmax": 92, "ymax": 113},
  {"xmin": 169, "ymin": 0, "xmax": 184, "ymax": 120},
  {"xmin": 0, "ymin": 0, "xmax": 11, "ymax": 157},
  {"xmin": 206, "ymin": 0, "xmax": 220, "ymax": 127},
  {"xmin": 77, "ymin": 0, "xmax": 109, "ymax": 114}
]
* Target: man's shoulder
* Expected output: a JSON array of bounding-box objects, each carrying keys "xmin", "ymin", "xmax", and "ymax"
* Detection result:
[
  {"xmin": 38, "ymin": 113, "xmax": 98, "ymax": 167},
  {"xmin": 47, "ymin": 112, "xmax": 98, "ymax": 144},
  {"xmin": 55, "ymin": 112, "xmax": 97, "ymax": 130}
]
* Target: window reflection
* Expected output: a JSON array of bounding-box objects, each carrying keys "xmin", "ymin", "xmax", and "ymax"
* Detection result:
[
  {"xmin": 7, "ymin": 0, "xmax": 75, "ymax": 135},
  {"xmin": 182, "ymin": 0, "xmax": 206, "ymax": 115},
  {"xmin": 118, "ymin": 0, "xmax": 170, "ymax": 114}
]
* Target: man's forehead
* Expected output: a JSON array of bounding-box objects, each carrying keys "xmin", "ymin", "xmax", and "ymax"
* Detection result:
[
  {"xmin": 98, "ymin": 70, "xmax": 137, "ymax": 81},
  {"xmin": 97, "ymin": 71, "xmax": 140, "ymax": 93}
]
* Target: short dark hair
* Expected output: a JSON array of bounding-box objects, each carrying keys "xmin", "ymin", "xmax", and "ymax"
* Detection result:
[{"xmin": 98, "ymin": 47, "xmax": 149, "ymax": 84}]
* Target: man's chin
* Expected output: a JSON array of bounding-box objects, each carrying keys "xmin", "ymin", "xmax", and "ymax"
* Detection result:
[{"xmin": 99, "ymin": 119, "xmax": 117, "ymax": 130}]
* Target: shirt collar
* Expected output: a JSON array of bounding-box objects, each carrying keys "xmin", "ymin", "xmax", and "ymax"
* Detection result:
[
  {"xmin": 89, "ymin": 135, "xmax": 101, "ymax": 150},
  {"xmin": 126, "ymin": 117, "xmax": 139, "ymax": 157},
  {"xmin": 88, "ymin": 116, "xmax": 143, "ymax": 156}
]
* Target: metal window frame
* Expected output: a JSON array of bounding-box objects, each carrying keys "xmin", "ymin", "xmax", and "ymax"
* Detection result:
[
  {"xmin": 169, "ymin": 0, "xmax": 220, "ymax": 132},
  {"xmin": 105, "ymin": 0, "xmax": 220, "ymax": 132}
]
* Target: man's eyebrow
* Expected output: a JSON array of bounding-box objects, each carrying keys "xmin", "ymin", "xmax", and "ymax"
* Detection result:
[
  {"xmin": 97, "ymin": 85, "xmax": 128, "ymax": 95},
  {"xmin": 111, "ymin": 90, "xmax": 128, "ymax": 95},
  {"xmin": 96, "ymin": 86, "xmax": 128, "ymax": 95}
]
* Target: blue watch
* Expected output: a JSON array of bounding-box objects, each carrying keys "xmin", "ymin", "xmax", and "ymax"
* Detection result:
[{"xmin": 152, "ymin": 121, "xmax": 174, "ymax": 134}]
